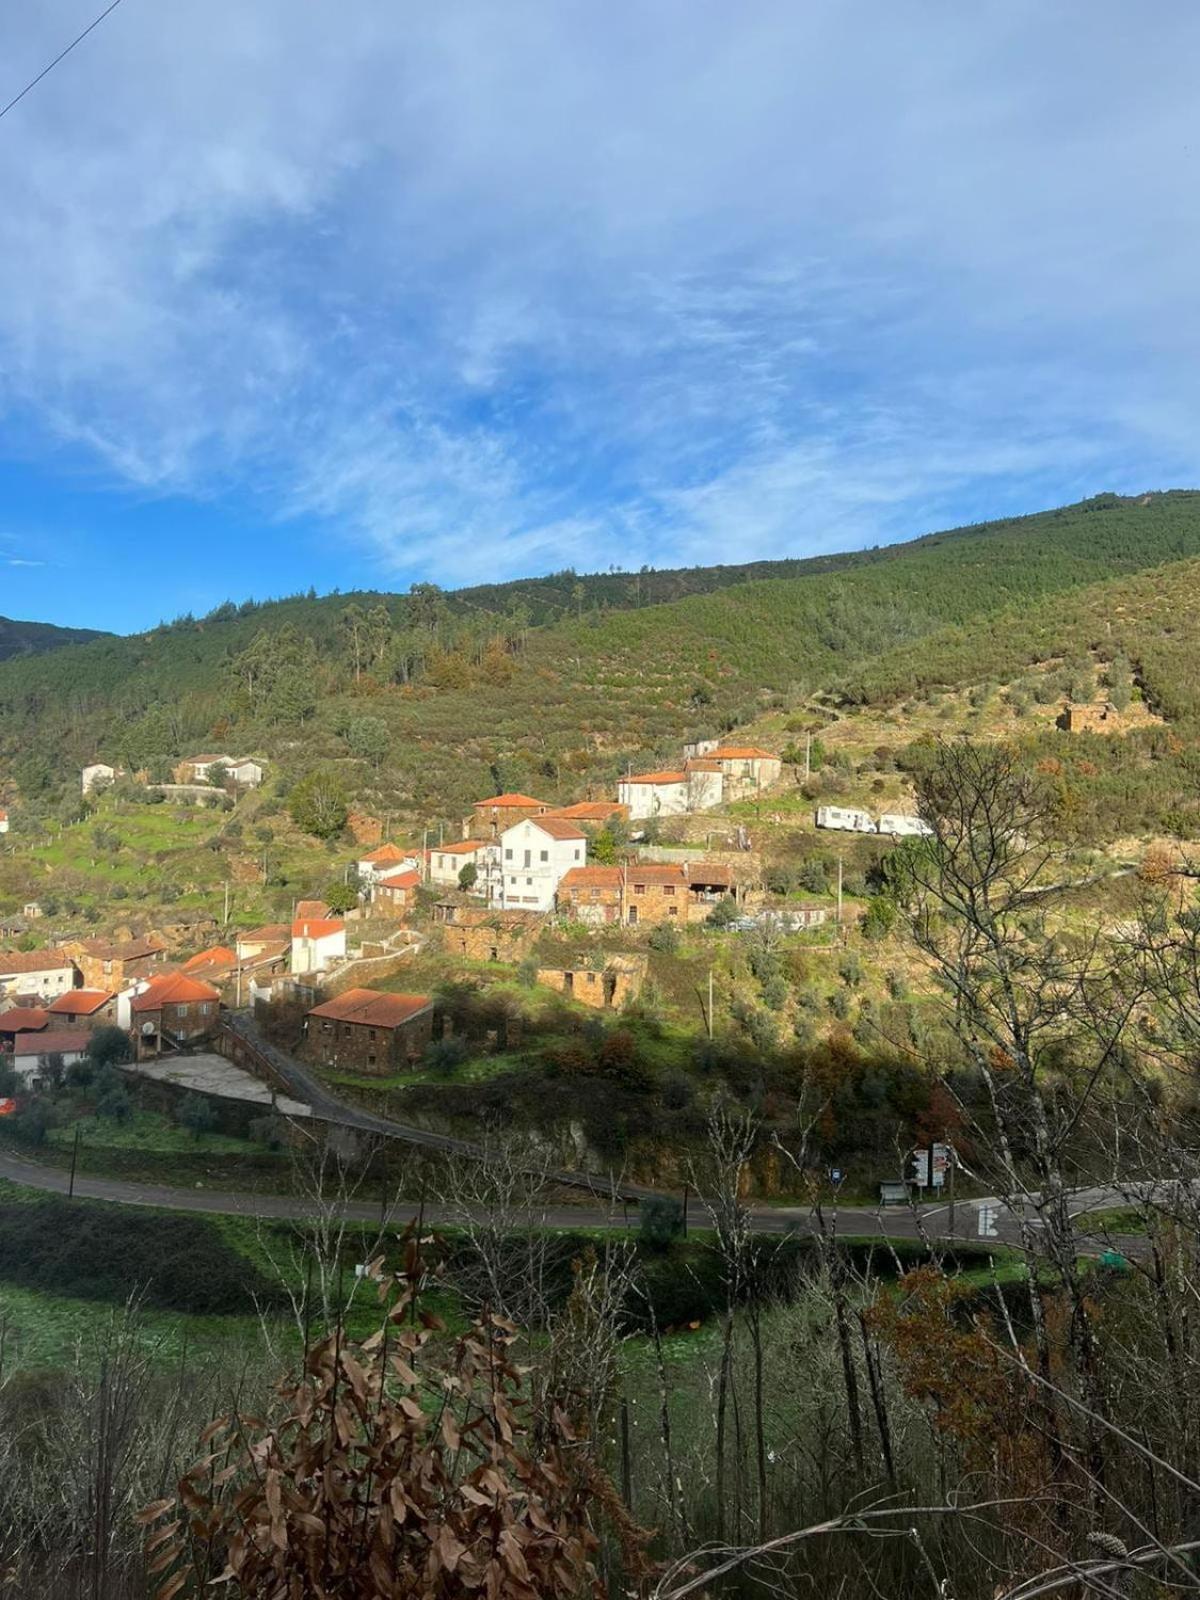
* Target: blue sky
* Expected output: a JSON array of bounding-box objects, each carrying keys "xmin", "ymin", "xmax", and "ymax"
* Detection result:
[{"xmin": 1, "ymin": 2, "xmax": 1198, "ymax": 631}]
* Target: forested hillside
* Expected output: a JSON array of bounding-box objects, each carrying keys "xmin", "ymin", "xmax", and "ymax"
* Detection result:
[
  {"xmin": 0, "ymin": 614, "xmax": 103, "ymax": 662},
  {"xmin": 2, "ymin": 490, "xmax": 1200, "ymax": 822}
]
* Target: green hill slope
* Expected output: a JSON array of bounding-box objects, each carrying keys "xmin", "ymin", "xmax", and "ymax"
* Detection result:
[
  {"xmin": 0, "ymin": 615, "xmax": 104, "ymax": 663},
  {"xmin": 2, "ymin": 489, "xmax": 1200, "ymax": 820}
]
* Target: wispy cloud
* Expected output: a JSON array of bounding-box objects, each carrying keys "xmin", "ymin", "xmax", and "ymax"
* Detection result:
[{"xmin": 0, "ymin": 0, "xmax": 1198, "ymax": 599}]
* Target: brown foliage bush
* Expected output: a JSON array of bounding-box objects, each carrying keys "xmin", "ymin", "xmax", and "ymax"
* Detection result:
[{"xmin": 143, "ymin": 1242, "xmax": 650, "ymax": 1599}]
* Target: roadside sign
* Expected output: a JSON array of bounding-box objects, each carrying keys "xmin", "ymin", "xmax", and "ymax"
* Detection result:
[
  {"xmin": 976, "ymin": 1204, "xmax": 999, "ymax": 1239},
  {"xmin": 930, "ymin": 1142, "xmax": 950, "ymax": 1190},
  {"xmin": 910, "ymin": 1148, "xmax": 931, "ymax": 1187},
  {"xmin": 830, "ymin": 1167, "xmax": 843, "ymax": 1185}
]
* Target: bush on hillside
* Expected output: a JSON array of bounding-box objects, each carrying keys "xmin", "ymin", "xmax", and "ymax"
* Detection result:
[{"xmin": 0, "ymin": 1200, "xmax": 278, "ymax": 1314}]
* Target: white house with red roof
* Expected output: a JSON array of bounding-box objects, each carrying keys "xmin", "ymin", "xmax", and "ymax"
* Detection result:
[
  {"xmin": 499, "ymin": 817, "xmax": 587, "ymax": 912},
  {"xmin": 357, "ymin": 842, "xmax": 422, "ymax": 884},
  {"xmin": 291, "ymin": 903, "xmax": 347, "ymax": 976},
  {"xmin": 427, "ymin": 837, "xmax": 497, "ymax": 896}
]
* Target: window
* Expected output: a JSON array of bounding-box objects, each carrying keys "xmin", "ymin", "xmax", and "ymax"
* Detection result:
[
  {"xmin": 668, "ymin": 906, "xmax": 678, "ymax": 917},
  {"xmin": 539, "ymin": 850, "xmax": 548, "ymax": 863},
  {"xmin": 634, "ymin": 883, "xmax": 646, "ymax": 895},
  {"xmin": 523, "ymin": 849, "xmax": 531, "ymax": 868},
  {"xmin": 525, "ymin": 877, "xmax": 533, "ymax": 887},
  {"xmin": 663, "ymin": 884, "xmax": 676, "ymax": 896},
  {"xmin": 573, "ymin": 849, "xmax": 581, "ymax": 860},
  {"xmin": 505, "ymin": 848, "xmax": 513, "ymax": 860}
]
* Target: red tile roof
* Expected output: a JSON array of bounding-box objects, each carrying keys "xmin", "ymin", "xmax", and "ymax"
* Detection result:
[
  {"xmin": 621, "ymin": 770, "xmax": 687, "ymax": 785},
  {"xmin": 307, "ymin": 987, "xmax": 432, "ymax": 1028},
  {"xmin": 529, "ymin": 818, "xmax": 586, "ymax": 841},
  {"xmin": 710, "ymin": 745, "xmax": 778, "ymax": 761},
  {"xmin": 359, "ymin": 843, "xmax": 409, "ymax": 864},
  {"xmin": 46, "ymin": 990, "xmax": 114, "ymax": 1016},
  {"xmin": 181, "ymin": 946, "xmax": 238, "ymax": 975},
  {"xmin": 558, "ymin": 866, "xmax": 622, "ymax": 891},
  {"xmin": 541, "ymin": 802, "xmax": 628, "ymax": 822},
  {"xmin": 129, "ymin": 973, "xmax": 221, "ymax": 1012},
  {"xmin": 377, "ymin": 869, "xmax": 421, "ymax": 890},
  {"xmin": 236, "ymin": 923, "xmax": 290, "ymax": 947},
  {"xmin": 473, "ymin": 793, "xmax": 548, "ymax": 809},
  {"xmin": 0, "ymin": 948, "xmax": 74, "ymax": 975},
  {"xmin": 0, "ymin": 1007, "xmax": 50, "ymax": 1032},
  {"xmin": 295, "ymin": 900, "xmax": 332, "ymax": 920},
  {"xmin": 433, "ymin": 838, "xmax": 488, "ymax": 854},
  {"xmin": 12, "ymin": 1029, "xmax": 90, "ymax": 1057},
  {"xmin": 292, "ymin": 918, "xmax": 346, "ymax": 941}
]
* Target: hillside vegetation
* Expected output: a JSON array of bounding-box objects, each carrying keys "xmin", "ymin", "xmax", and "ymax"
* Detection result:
[
  {"xmin": 0, "ymin": 614, "xmax": 104, "ymax": 663},
  {"xmin": 2, "ymin": 491, "xmax": 1200, "ymax": 827}
]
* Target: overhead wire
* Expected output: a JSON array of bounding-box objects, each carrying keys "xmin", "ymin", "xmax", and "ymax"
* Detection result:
[{"xmin": 0, "ymin": 0, "xmax": 126, "ymax": 123}]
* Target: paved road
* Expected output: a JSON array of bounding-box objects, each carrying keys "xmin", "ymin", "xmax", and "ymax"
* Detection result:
[{"xmin": 0, "ymin": 1146, "xmax": 1147, "ymax": 1260}]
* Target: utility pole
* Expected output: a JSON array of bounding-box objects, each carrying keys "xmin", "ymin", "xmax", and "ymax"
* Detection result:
[
  {"xmin": 222, "ymin": 879, "xmax": 230, "ymax": 927},
  {"xmin": 804, "ymin": 732, "xmax": 811, "ymax": 781},
  {"xmin": 836, "ymin": 856, "xmax": 844, "ymax": 925},
  {"xmin": 707, "ymin": 968, "xmax": 714, "ymax": 1039},
  {"xmin": 68, "ymin": 1126, "xmax": 80, "ymax": 1199}
]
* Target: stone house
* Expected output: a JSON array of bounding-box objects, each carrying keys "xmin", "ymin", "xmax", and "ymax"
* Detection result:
[
  {"xmin": 0, "ymin": 1005, "xmax": 50, "ymax": 1050},
  {"xmin": 372, "ymin": 868, "xmax": 421, "ymax": 916},
  {"xmin": 707, "ymin": 744, "xmax": 783, "ymax": 797},
  {"xmin": 62, "ymin": 936, "xmax": 168, "ymax": 993},
  {"xmin": 556, "ymin": 861, "xmax": 735, "ymax": 926},
  {"xmin": 126, "ymin": 972, "xmax": 221, "ymax": 1059},
  {"xmin": 498, "ymin": 817, "xmax": 586, "ymax": 911},
  {"xmin": 301, "ymin": 987, "xmax": 434, "ymax": 1074},
  {"xmin": 1057, "ymin": 701, "xmax": 1125, "ymax": 734},
  {"xmin": 539, "ymin": 801, "xmax": 630, "ymax": 827},
  {"xmin": 536, "ymin": 953, "xmax": 646, "ymax": 1010},
  {"xmin": 465, "ymin": 793, "xmax": 549, "ymax": 841},
  {"xmin": 45, "ymin": 989, "xmax": 118, "ymax": 1028},
  {"xmin": 434, "ymin": 906, "xmax": 540, "ymax": 963}
]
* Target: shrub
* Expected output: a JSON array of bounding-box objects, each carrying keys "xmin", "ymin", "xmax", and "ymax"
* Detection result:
[
  {"xmin": 87, "ymin": 1025, "xmax": 132, "ymax": 1068},
  {"xmin": 647, "ymin": 923, "xmax": 680, "ymax": 954},
  {"xmin": 707, "ymin": 896, "xmax": 740, "ymax": 928},
  {"xmin": 0, "ymin": 1200, "xmax": 278, "ymax": 1314},
  {"xmin": 423, "ymin": 1036, "xmax": 470, "ymax": 1072},
  {"xmin": 178, "ymin": 1093, "xmax": 218, "ymax": 1139},
  {"xmin": 639, "ymin": 1195, "xmax": 685, "ymax": 1249}
]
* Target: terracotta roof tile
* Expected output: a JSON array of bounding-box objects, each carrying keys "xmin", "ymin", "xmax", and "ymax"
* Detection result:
[
  {"xmin": 46, "ymin": 990, "xmax": 114, "ymax": 1016},
  {"xmin": 621, "ymin": 770, "xmax": 687, "ymax": 785},
  {"xmin": 129, "ymin": 973, "xmax": 221, "ymax": 1012},
  {"xmin": 0, "ymin": 948, "xmax": 74, "ymax": 974},
  {"xmin": 710, "ymin": 745, "xmax": 778, "ymax": 760},
  {"xmin": 0, "ymin": 1006, "xmax": 50, "ymax": 1032},
  {"xmin": 306, "ymin": 987, "xmax": 432, "ymax": 1028},
  {"xmin": 359, "ymin": 843, "xmax": 409, "ymax": 864},
  {"xmin": 473, "ymin": 793, "xmax": 548, "ymax": 809},
  {"xmin": 558, "ymin": 866, "xmax": 622, "ymax": 890},
  {"xmin": 292, "ymin": 918, "xmax": 345, "ymax": 940},
  {"xmin": 376, "ymin": 869, "xmax": 421, "ymax": 890},
  {"xmin": 528, "ymin": 818, "xmax": 586, "ymax": 840},
  {"xmin": 12, "ymin": 1029, "xmax": 90, "ymax": 1056}
]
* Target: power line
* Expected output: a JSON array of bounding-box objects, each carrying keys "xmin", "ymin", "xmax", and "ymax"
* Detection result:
[{"xmin": 0, "ymin": 0, "xmax": 126, "ymax": 124}]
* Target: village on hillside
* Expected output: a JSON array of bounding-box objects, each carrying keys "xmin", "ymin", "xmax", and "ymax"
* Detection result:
[{"xmin": 0, "ymin": 739, "xmax": 811, "ymax": 1083}]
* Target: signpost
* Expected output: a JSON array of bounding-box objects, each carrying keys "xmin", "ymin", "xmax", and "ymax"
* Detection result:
[
  {"xmin": 910, "ymin": 1148, "xmax": 931, "ymax": 1191},
  {"xmin": 977, "ymin": 1203, "xmax": 1000, "ymax": 1239}
]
